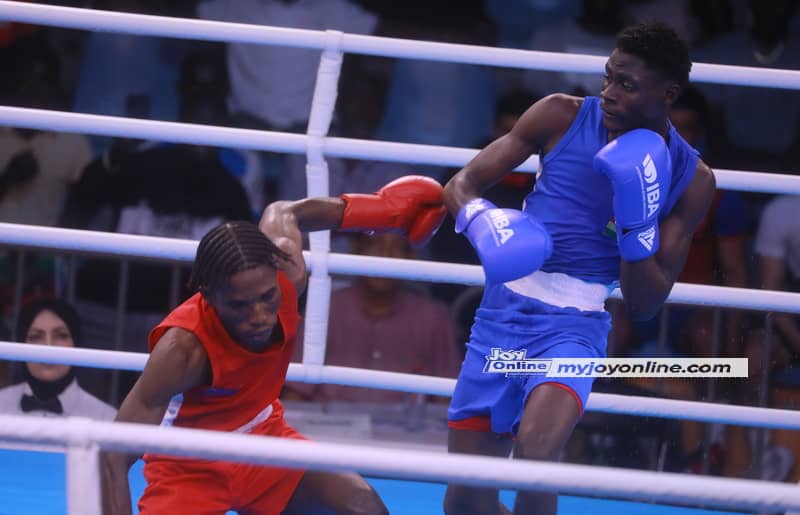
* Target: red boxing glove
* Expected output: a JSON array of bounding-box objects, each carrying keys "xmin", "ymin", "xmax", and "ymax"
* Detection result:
[{"xmin": 339, "ymin": 175, "xmax": 447, "ymax": 247}]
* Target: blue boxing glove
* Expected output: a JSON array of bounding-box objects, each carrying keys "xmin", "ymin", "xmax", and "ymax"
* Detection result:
[
  {"xmin": 455, "ymin": 198, "xmax": 552, "ymax": 284},
  {"xmin": 593, "ymin": 129, "xmax": 672, "ymax": 262}
]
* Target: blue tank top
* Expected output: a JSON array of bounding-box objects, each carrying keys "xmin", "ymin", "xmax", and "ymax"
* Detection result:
[{"xmin": 524, "ymin": 96, "xmax": 699, "ymax": 285}]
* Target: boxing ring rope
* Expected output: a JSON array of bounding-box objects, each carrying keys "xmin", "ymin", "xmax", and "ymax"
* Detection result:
[
  {"xmin": 2, "ymin": 0, "xmax": 800, "ymax": 89},
  {"xmin": 2, "ymin": 105, "xmax": 800, "ymax": 194},
  {"xmin": 5, "ymin": 414, "xmax": 800, "ymax": 515},
  {"xmin": 3, "ymin": 340, "xmax": 800, "ymax": 432},
  {"xmin": 2, "ymin": 1, "xmax": 800, "ymax": 513},
  {"xmin": 2, "ymin": 222, "xmax": 800, "ymax": 313},
  {"xmin": 3, "ymin": 0, "xmax": 800, "ymax": 379}
]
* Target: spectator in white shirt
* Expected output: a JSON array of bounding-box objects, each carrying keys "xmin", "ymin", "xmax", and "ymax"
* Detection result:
[{"xmin": 196, "ymin": 0, "xmax": 378, "ymax": 131}]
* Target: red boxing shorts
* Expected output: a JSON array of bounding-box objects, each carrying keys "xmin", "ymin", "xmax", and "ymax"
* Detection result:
[{"xmin": 139, "ymin": 404, "xmax": 307, "ymax": 515}]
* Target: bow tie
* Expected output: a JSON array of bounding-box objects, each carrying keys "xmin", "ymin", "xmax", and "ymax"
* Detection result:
[{"xmin": 20, "ymin": 394, "xmax": 63, "ymax": 415}]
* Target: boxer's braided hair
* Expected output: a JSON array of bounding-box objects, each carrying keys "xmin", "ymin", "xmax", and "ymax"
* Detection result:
[{"xmin": 188, "ymin": 221, "xmax": 290, "ymax": 292}]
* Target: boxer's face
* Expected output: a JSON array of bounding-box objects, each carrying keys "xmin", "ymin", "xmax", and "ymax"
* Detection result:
[
  {"xmin": 600, "ymin": 49, "xmax": 677, "ymax": 136},
  {"xmin": 207, "ymin": 265, "xmax": 282, "ymax": 353}
]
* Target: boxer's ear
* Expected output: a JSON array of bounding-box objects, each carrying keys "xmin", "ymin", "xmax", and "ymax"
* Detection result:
[{"xmin": 665, "ymin": 83, "xmax": 681, "ymax": 106}]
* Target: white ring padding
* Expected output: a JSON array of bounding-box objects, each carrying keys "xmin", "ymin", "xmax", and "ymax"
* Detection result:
[
  {"xmin": 2, "ymin": 223, "xmax": 800, "ymax": 313},
  {"xmin": 1, "ymin": 1, "xmax": 800, "ymax": 90},
  {"xmin": 2, "ymin": 341, "xmax": 800, "ymax": 430},
  {"xmin": 66, "ymin": 418, "xmax": 101, "ymax": 515},
  {"xmin": 0, "ymin": 414, "xmax": 799, "ymax": 512},
  {"xmin": 305, "ymin": 29, "xmax": 343, "ymax": 139},
  {"xmin": 301, "ymin": 27, "xmax": 341, "ymax": 371},
  {"xmin": 66, "ymin": 444, "xmax": 101, "ymax": 515}
]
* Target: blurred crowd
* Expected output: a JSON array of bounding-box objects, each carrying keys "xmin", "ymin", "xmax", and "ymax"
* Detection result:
[{"xmin": 0, "ymin": 0, "xmax": 799, "ymax": 483}]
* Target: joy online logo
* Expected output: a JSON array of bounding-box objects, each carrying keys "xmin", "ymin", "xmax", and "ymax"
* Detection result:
[{"xmin": 483, "ymin": 348, "xmax": 550, "ymax": 375}]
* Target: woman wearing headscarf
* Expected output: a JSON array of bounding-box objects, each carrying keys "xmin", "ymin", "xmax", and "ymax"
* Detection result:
[{"xmin": 0, "ymin": 298, "xmax": 116, "ymax": 419}]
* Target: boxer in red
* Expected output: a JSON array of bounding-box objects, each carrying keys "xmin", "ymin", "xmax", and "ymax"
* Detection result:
[{"xmin": 102, "ymin": 176, "xmax": 446, "ymax": 515}]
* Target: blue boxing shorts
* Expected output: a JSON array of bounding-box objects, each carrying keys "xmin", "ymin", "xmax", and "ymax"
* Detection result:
[{"xmin": 448, "ymin": 271, "xmax": 613, "ymax": 435}]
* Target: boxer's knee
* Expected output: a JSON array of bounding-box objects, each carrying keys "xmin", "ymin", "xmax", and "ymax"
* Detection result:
[
  {"xmin": 513, "ymin": 428, "xmax": 564, "ymax": 462},
  {"xmin": 444, "ymin": 484, "xmax": 504, "ymax": 515},
  {"xmin": 335, "ymin": 482, "xmax": 388, "ymax": 515}
]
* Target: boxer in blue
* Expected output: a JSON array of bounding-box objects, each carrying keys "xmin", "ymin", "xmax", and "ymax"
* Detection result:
[{"xmin": 442, "ymin": 23, "xmax": 716, "ymax": 515}]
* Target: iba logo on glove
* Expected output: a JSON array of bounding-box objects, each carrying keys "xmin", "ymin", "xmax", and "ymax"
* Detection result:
[
  {"xmin": 484, "ymin": 210, "xmax": 515, "ymax": 245},
  {"xmin": 641, "ymin": 153, "xmax": 661, "ymax": 218}
]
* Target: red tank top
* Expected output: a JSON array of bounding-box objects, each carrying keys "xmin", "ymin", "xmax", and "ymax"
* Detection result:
[{"xmin": 147, "ymin": 272, "xmax": 299, "ymax": 434}]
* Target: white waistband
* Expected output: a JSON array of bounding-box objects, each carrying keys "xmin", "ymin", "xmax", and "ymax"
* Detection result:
[
  {"xmin": 233, "ymin": 402, "xmax": 274, "ymax": 434},
  {"xmin": 504, "ymin": 270, "xmax": 612, "ymax": 312}
]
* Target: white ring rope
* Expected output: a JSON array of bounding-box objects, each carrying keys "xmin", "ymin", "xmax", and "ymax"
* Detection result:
[
  {"xmin": 0, "ymin": 105, "xmax": 542, "ymax": 171},
  {"xmin": 2, "ymin": 341, "xmax": 800, "ymax": 431},
  {"xmin": 3, "ymin": 3, "xmax": 800, "ymax": 511},
  {"xmin": 0, "ymin": 105, "xmax": 797, "ymax": 194},
  {"xmin": 0, "ymin": 414, "xmax": 798, "ymax": 513},
  {"xmin": 1, "ymin": 1, "xmax": 800, "ymax": 90},
  {"xmin": 2, "ymin": 222, "xmax": 799, "ymax": 314},
  {"xmin": 1, "ymin": 2, "xmax": 800, "ymax": 191}
]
